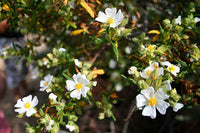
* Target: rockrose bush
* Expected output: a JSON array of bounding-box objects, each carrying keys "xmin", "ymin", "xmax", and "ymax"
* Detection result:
[{"xmin": 1, "ymin": 0, "xmax": 200, "ymax": 132}]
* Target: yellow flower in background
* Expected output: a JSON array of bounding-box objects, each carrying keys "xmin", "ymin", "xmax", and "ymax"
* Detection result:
[{"xmin": 2, "ymin": 4, "xmax": 10, "ymax": 12}]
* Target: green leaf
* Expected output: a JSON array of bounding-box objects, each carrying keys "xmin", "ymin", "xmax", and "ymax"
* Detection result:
[
  {"xmin": 111, "ymin": 42, "xmax": 119, "ymax": 61},
  {"xmin": 62, "ymin": 73, "xmax": 73, "ymax": 80},
  {"xmin": 174, "ymin": 59, "xmax": 187, "ymax": 66}
]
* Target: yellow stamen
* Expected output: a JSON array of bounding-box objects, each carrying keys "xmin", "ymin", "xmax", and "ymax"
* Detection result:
[
  {"xmin": 146, "ymin": 70, "xmax": 152, "ymax": 76},
  {"xmin": 170, "ymin": 65, "xmax": 176, "ymax": 71},
  {"xmin": 45, "ymin": 81, "xmax": 49, "ymax": 86},
  {"xmin": 153, "ymin": 64, "xmax": 159, "ymax": 69},
  {"xmin": 76, "ymin": 83, "xmax": 82, "ymax": 90},
  {"xmin": 24, "ymin": 102, "xmax": 31, "ymax": 109},
  {"xmin": 148, "ymin": 98, "xmax": 156, "ymax": 106},
  {"xmin": 148, "ymin": 45, "xmax": 155, "ymax": 51},
  {"xmin": 107, "ymin": 17, "xmax": 114, "ymax": 24}
]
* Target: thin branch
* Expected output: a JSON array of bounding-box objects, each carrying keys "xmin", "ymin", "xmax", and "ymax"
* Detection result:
[
  {"xmin": 124, "ymin": 105, "xmax": 137, "ymax": 122},
  {"xmin": 90, "ymin": 44, "xmax": 106, "ymax": 64}
]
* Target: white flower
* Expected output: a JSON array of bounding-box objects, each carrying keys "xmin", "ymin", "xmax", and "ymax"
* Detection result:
[
  {"xmin": 58, "ymin": 48, "xmax": 66, "ymax": 52},
  {"xmin": 65, "ymin": 73, "xmax": 90, "ymax": 100},
  {"xmin": 74, "ymin": 59, "xmax": 82, "ymax": 67},
  {"xmin": 140, "ymin": 66, "xmax": 154, "ymax": 79},
  {"xmin": 125, "ymin": 46, "xmax": 132, "ymax": 54},
  {"xmin": 46, "ymin": 120, "xmax": 54, "ymax": 131},
  {"xmin": 128, "ymin": 66, "xmax": 137, "ymax": 75},
  {"xmin": 14, "ymin": 95, "xmax": 38, "ymax": 117},
  {"xmin": 163, "ymin": 80, "xmax": 172, "ymax": 91},
  {"xmin": 173, "ymin": 103, "xmax": 184, "ymax": 112},
  {"xmin": 93, "ymin": 81, "xmax": 97, "ymax": 86},
  {"xmin": 95, "ymin": 7, "xmax": 124, "ymax": 28},
  {"xmin": 150, "ymin": 62, "xmax": 164, "ymax": 76},
  {"xmin": 49, "ymin": 93, "xmax": 57, "ymax": 101},
  {"xmin": 174, "ymin": 15, "xmax": 181, "ymax": 25},
  {"xmin": 161, "ymin": 61, "xmax": 180, "ymax": 76},
  {"xmin": 66, "ymin": 124, "xmax": 75, "ymax": 132},
  {"xmin": 109, "ymin": 59, "xmax": 117, "ymax": 69},
  {"xmin": 115, "ymin": 83, "xmax": 123, "ymax": 92},
  {"xmin": 118, "ymin": 2, "xmax": 124, "ymax": 6},
  {"xmin": 136, "ymin": 87, "xmax": 170, "ymax": 119},
  {"xmin": 194, "ymin": 17, "xmax": 200, "ymax": 23},
  {"xmin": 140, "ymin": 62, "xmax": 164, "ymax": 79},
  {"xmin": 40, "ymin": 74, "xmax": 54, "ymax": 92},
  {"xmin": 31, "ymin": 68, "xmax": 39, "ymax": 79}
]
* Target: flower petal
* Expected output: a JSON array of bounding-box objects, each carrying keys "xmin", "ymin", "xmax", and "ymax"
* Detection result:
[
  {"xmin": 70, "ymin": 90, "xmax": 81, "ymax": 100},
  {"xmin": 155, "ymin": 88, "xmax": 169, "ymax": 100},
  {"xmin": 66, "ymin": 80, "xmax": 76, "ymax": 91},
  {"xmin": 173, "ymin": 103, "xmax": 184, "ymax": 112},
  {"xmin": 22, "ymin": 95, "xmax": 32, "ymax": 103},
  {"xmin": 81, "ymin": 87, "xmax": 90, "ymax": 97},
  {"xmin": 95, "ymin": 11, "xmax": 108, "ymax": 23},
  {"xmin": 142, "ymin": 105, "xmax": 156, "ymax": 119},
  {"xmin": 15, "ymin": 108, "xmax": 26, "ymax": 114},
  {"xmin": 156, "ymin": 101, "xmax": 170, "ymax": 115},
  {"xmin": 141, "ymin": 87, "xmax": 154, "ymax": 99},
  {"xmin": 14, "ymin": 99, "xmax": 24, "ymax": 108},
  {"xmin": 136, "ymin": 94, "xmax": 148, "ymax": 109},
  {"xmin": 26, "ymin": 108, "xmax": 37, "ymax": 117},
  {"xmin": 32, "ymin": 96, "xmax": 38, "ymax": 107},
  {"xmin": 161, "ymin": 61, "xmax": 171, "ymax": 67}
]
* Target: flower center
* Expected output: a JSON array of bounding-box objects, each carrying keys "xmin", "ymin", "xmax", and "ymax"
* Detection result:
[
  {"xmin": 107, "ymin": 17, "xmax": 114, "ymax": 24},
  {"xmin": 24, "ymin": 102, "xmax": 31, "ymax": 109},
  {"xmin": 170, "ymin": 65, "xmax": 176, "ymax": 71},
  {"xmin": 153, "ymin": 64, "xmax": 159, "ymax": 69},
  {"xmin": 45, "ymin": 81, "xmax": 49, "ymax": 86},
  {"xmin": 76, "ymin": 83, "xmax": 82, "ymax": 90},
  {"xmin": 148, "ymin": 98, "xmax": 156, "ymax": 106},
  {"xmin": 146, "ymin": 70, "xmax": 152, "ymax": 76},
  {"xmin": 148, "ymin": 45, "xmax": 155, "ymax": 51}
]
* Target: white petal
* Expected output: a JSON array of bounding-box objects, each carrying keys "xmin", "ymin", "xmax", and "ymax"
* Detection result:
[
  {"xmin": 95, "ymin": 11, "xmax": 108, "ymax": 23},
  {"xmin": 140, "ymin": 71, "xmax": 148, "ymax": 79},
  {"xmin": 142, "ymin": 105, "xmax": 156, "ymax": 119},
  {"xmin": 161, "ymin": 61, "xmax": 171, "ymax": 67},
  {"xmin": 26, "ymin": 108, "xmax": 37, "ymax": 117},
  {"xmin": 40, "ymin": 80, "xmax": 46, "ymax": 87},
  {"xmin": 70, "ymin": 90, "xmax": 81, "ymax": 100},
  {"xmin": 163, "ymin": 80, "xmax": 172, "ymax": 91},
  {"xmin": 15, "ymin": 108, "xmax": 26, "ymax": 114},
  {"xmin": 115, "ymin": 9, "xmax": 124, "ymax": 21},
  {"xmin": 22, "ymin": 95, "xmax": 32, "ymax": 103},
  {"xmin": 80, "ymin": 76, "xmax": 89, "ymax": 86},
  {"xmin": 141, "ymin": 87, "xmax": 154, "ymax": 99},
  {"xmin": 66, "ymin": 80, "xmax": 76, "ymax": 91},
  {"xmin": 81, "ymin": 87, "xmax": 90, "ymax": 97},
  {"xmin": 155, "ymin": 88, "xmax": 169, "ymax": 100},
  {"xmin": 105, "ymin": 8, "xmax": 116, "ymax": 17},
  {"xmin": 173, "ymin": 103, "xmax": 184, "ymax": 112},
  {"xmin": 110, "ymin": 21, "xmax": 121, "ymax": 28},
  {"xmin": 136, "ymin": 94, "xmax": 148, "ymax": 108},
  {"xmin": 156, "ymin": 101, "xmax": 170, "ymax": 115},
  {"xmin": 14, "ymin": 99, "xmax": 24, "ymax": 108},
  {"xmin": 32, "ymin": 96, "xmax": 38, "ymax": 107}
]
